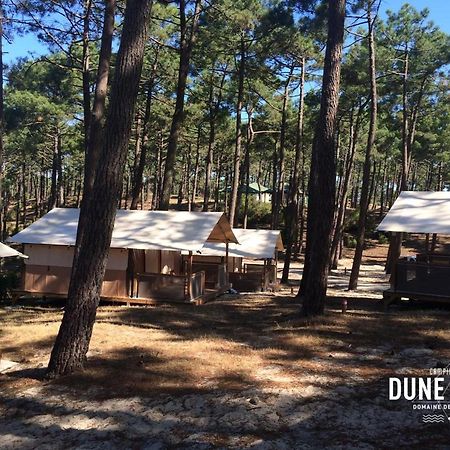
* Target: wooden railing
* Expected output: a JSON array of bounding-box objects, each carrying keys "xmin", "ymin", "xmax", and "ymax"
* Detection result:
[
  {"xmin": 394, "ymin": 261, "xmax": 450, "ymax": 298},
  {"xmin": 189, "ymin": 270, "xmax": 205, "ymax": 301},
  {"xmin": 192, "ymin": 262, "xmax": 228, "ymax": 289},
  {"xmin": 136, "ymin": 272, "xmax": 187, "ymax": 301}
]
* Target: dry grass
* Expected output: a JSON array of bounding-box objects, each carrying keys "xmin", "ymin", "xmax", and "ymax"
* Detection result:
[{"xmin": 1, "ymin": 289, "xmax": 450, "ymax": 400}]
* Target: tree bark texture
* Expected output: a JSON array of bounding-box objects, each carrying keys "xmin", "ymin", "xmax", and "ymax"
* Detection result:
[
  {"xmin": 298, "ymin": 0, "xmax": 345, "ymax": 316},
  {"xmin": 47, "ymin": 0, "xmax": 152, "ymax": 377},
  {"xmin": 349, "ymin": 1, "xmax": 378, "ymax": 290},
  {"xmin": 159, "ymin": 0, "xmax": 202, "ymax": 210}
]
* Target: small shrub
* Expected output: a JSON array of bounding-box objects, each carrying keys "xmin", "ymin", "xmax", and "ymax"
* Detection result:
[
  {"xmin": 239, "ymin": 196, "xmax": 272, "ymax": 227},
  {"xmin": 344, "ymin": 233, "xmax": 357, "ymax": 248}
]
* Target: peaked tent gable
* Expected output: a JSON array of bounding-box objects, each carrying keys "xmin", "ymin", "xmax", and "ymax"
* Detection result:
[
  {"xmin": 0, "ymin": 242, "xmax": 28, "ymax": 258},
  {"xmin": 11, "ymin": 208, "xmax": 238, "ymax": 252},
  {"xmin": 201, "ymin": 228, "xmax": 284, "ymax": 259},
  {"xmin": 377, "ymin": 191, "xmax": 450, "ymax": 234}
]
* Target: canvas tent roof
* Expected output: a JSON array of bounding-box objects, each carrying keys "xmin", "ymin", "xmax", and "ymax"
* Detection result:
[
  {"xmin": 377, "ymin": 191, "xmax": 450, "ymax": 234},
  {"xmin": 201, "ymin": 228, "xmax": 284, "ymax": 259},
  {"xmin": 246, "ymin": 182, "xmax": 272, "ymax": 194},
  {"xmin": 11, "ymin": 208, "xmax": 238, "ymax": 252},
  {"xmin": 0, "ymin": 242, "xmax": 27, "ymax": 258}
]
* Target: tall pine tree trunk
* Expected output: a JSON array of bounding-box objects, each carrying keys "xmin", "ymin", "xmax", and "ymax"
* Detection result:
[
  {"xmin": 282, "ymin": 59, "xmax": 305, "ymax": 283},
  {"xmin": 229, "ymin": 35, "xmax": 245, "ymax": 226},
  {"xmin": 0, "ymin": 0, "xmax": 4, "ymax": 240},
  {"xmin": 203, "ymin": 69, "xmax": 226, "ymax": 212},
  {"xmin": 349, "ymin": 1, "xmax": 378, "ymax": 290},
  {"xmin": 130, "ymin": 51, "xmax": 159, "ymax": 210},
  {"xmin": 81, "ymin": 0, "xmax": 116, "ymax": 203},
  {"xmin": 82, "ymin": 0, "xmax": 93, "ymax": 154},
  {"xmin": 47, "ymin": 0, "xmax": 151, "ymax": 378},
  {"xmin": 159, "ymin": 0, "xmax": 202, "ymax": 210},
  {"xmin": 298, "ymin": 0, "xmax": 345, "ymax": 316}
]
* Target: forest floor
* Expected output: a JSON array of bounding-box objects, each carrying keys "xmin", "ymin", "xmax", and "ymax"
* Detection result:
[{"xmin": 1, "ymin": 245, "xmax": 450, "ymax": 448}]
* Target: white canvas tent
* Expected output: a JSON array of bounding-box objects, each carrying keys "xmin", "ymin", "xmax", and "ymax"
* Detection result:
[
  {"xmin": 197, "ymin": 228, "xmax": 284, "ymax": 292},
  {"xmin": 201, "ymin": 228, "xmax": 283, "ymax": 259},
  {"xmin": 0, "ymin": 242, "xmax": 27, "ymax": 258},
  {"xmin": 378, "ymin": 191, "xmax": 450, "ymax": 307},
  {"xmin": 378, "ymin": 191, "xmax": 450, "ymax": 234},
  {"xmin": 10, "ymin": 208, "xmax": 237, "ymax": 303},
  {"xmin": 11, "ymin": 208, "xmax": 237, "ymax": 251}
]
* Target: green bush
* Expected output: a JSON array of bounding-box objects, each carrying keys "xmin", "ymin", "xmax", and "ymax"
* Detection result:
[
  {"xmin": 378, "ymin": 233, "xmax": 389, "ymax": 244},
  {"xmin": 239, "ymin": 196, "xmax": 272, "ymax": 227},
  {"xmin": 344, "ymin": 233, "xmax": 357, "ymax": 248}
]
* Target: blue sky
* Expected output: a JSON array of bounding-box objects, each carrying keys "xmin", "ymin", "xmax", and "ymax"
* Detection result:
[
  {"xmin": 379, "ymin": 0, "xmax": 450, "ymax": 30},
  {"xmin": 4, "ymin": 0, "xmax": 450, "ymax": 65}
]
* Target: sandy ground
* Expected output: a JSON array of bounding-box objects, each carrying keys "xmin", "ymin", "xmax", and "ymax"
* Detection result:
[{"xmin": 1, "ymin": 255, "xmax": 450, "ymax": 449}]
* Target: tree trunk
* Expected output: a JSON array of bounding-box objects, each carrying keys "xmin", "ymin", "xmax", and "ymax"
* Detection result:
[
  {"xmin": 49, "ymin": 132, "xmax": 59, "ymax": 211},
  {"xmin": 56, "ymin": 134, "xmax": 64, "ymax": 206},
  {"xmin": 0, "ymin": 0, "xmax": 4, "ymax": 240},
  {"xmin": 242, "ymin": 110, "xmax": 254, "ymax": 229},
  {"xmin": 203, "ymin": 68, "xmax": 226, "ymax": 212},
  {"xmin": 229, "ymin": 34, "xmax": 245, "ymax": 226},
  {"xmin": 82, "ymin": 0, "xmax": 93, "ymax": 154},
  {"xmin": 330, "ymin": 105, "xmax": 361, "ymax": 269},
  {"xmin": 47, "ymin": 0, "xmax": 152, "ymax": 378},
  {"xmin": 349, "ymin": 2, "xmax": 378, "ymax": 290},
  {"xmin": 298, "ymin": 0, "xmax": 345, "ymax": 316},
  {"xmin": 130, "ymin": 51, "xmax": 159, "ymax": 210},
  {"xmin": 386, "ymin": 47, "xmax": 411, "ymax": 274},
  {"xmin": 191, "ymin": 128, "xmax": 201, "ymax": 208},
  {"xmin": 273, "ymin": 68, "xmax": 292, "ymax": 230},
  {"xmin": 159, "ymin": 0, "xmax": 202, "ymax": 210},
  {"xmin": 282, "ymin": 59, "xmax": 305, "ymax": 283},
  {"xmin": 81, "ymin": 0, "xmax": 115, "ymax": 204}
]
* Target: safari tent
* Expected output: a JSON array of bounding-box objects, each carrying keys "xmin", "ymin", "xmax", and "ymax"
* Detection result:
[
  {"xmin": 11, "ymin": 208, "xmax": 238, "ymax": 304},
  {"xmin": 378, "ymin": 191, "xmax": 450, "ymax": 305},
  {"xmin": 199, "ymin": 228, "xmax": 284, "ymax": 291},
  {"xmin": 0, "ymin": 242, "xmax": 28, "ymax": 259}
]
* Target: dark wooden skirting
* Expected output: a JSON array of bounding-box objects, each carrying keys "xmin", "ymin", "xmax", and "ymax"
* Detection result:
[{"xmin": 11, "ymin": 286, "xmax": 230, "ymax": 306}]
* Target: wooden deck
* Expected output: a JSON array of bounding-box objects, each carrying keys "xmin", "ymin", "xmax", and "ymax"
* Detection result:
[{"xmin": 11, "ymin": 285, "xmax": 231, "ymax": 306}]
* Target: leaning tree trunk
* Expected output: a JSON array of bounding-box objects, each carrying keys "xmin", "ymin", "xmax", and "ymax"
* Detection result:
[
  {"xmin": 298, "ymin": 0, "xmax": 345, "ymax": 316},
  {"xmin": 47, "ymin": 0, "xmax": 152, "ymax": 378},
  {"xmin": 159, "ymin": 0, "xmax": 201, "ymax": 210},
  {"xmin": 349, "ymin": 2, "xmax": 378, "ymax": 290}
]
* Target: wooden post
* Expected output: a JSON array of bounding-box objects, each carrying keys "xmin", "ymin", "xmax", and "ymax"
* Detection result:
[
  {"xmin": 187, "ymin": 250, "xmax": 193, "ymax": 298},
  {"xmin": 225, "ymin": 241, "xmax": 229, "ymax": 271},
  {"xmin": 263, "ymin": 259, "xmax": 267, "ymax": 290}
]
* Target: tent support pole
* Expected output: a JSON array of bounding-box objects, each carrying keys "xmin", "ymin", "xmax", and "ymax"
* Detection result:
[
  {"xmin": 225, "ymin": 241, "xmax": 229, "ymax": 271},
  {"xmin": 187, "ymin": 251, "xmax": 193, "ymax": 299}
]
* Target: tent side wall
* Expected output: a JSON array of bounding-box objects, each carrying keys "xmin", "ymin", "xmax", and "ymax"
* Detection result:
[
  {"xmin": 193, "ymin": 255, "xmax": 241, "ymax": 273},
  {"xmin": 22, "ymin": 244, "xmax": 129, "ymax": 298}
]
